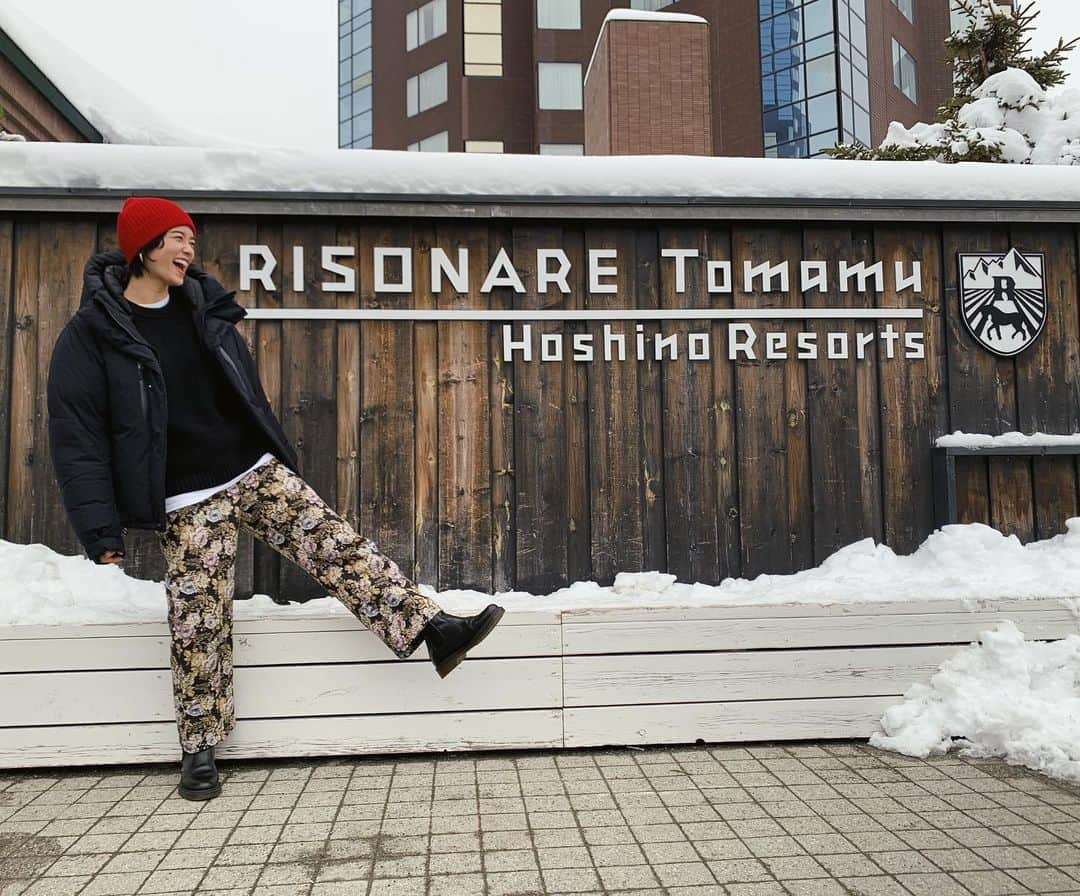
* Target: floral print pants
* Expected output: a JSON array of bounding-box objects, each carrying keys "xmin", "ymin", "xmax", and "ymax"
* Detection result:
[{"xmin": 159, "ymin": 456, "xmax": 441, "ymax": 754}]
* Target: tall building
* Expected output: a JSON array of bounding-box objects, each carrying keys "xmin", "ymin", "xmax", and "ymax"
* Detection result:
[{"xmin": 338, "ymin": 0, "xmax": 978, "ymax": 158}]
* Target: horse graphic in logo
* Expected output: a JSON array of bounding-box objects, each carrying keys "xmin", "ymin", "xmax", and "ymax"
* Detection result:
[{"xmin": 957, "ymin": 250, "xmax": 1046, "ymax": 357}]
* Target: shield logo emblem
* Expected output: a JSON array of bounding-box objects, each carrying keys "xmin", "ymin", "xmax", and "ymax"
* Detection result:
[{"xmin": 957, "ymin": 250, "xmax": 1046, "ymax": 357}]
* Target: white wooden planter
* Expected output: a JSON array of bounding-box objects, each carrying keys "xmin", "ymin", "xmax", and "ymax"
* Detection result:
[{"xmin": 1, "ymin": 598, "xmax": 1076, "ymax": 768}]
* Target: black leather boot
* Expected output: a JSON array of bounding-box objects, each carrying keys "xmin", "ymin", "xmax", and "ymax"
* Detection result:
[
  {"xmin": 422, "ymin": 604, "xmax": 506, "ymax": 678},
  {"xmin": 178, "ymin": 745, "xmax": 221, "ymax": 801}
]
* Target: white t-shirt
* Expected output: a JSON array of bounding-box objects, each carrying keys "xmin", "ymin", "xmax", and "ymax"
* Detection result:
[{"xmin": 166, "ymin": 451, "xmax": 278, "ymax": 514}]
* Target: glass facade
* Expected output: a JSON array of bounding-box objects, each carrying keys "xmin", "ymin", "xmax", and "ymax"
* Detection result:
[
  {"xmin": 759, "ymin": 0, "xmax": 871, "ymax": 158},
  {"xmin": 339, "ymin": 0, "xmax": 373, "ymax": 148}
]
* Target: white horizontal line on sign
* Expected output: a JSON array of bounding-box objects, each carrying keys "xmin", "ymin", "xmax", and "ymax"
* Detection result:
[{"xmin": 244, "ymin": 308, "xmax": 924, "ymax": 321}]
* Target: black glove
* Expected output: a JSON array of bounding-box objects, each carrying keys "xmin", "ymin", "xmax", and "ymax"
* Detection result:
[{"xmin": 82, "ymin": 524, "xmax": 126, "ymax": 564}]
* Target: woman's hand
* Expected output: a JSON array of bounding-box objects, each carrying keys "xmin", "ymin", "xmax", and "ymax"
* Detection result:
[{"xmin": 98, "ymin": 550, "xmax": 125, "ymax": 565}]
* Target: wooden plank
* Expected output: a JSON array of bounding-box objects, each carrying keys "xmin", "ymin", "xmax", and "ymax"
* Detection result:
[
  {"xmin": 437, "ymin": 223, "xmax": 492, "ymax": 591},
  {"xmin": 37, "ymin": 221, "xmax": 97, "ymax": 558},
  {"xmin": 251, "ymin": 218, "xmax": 285, "ymax": 601},
  {"xmin": 876, "ymin": 225, "xmax": 947, "ymax": 553},
  {"xmin": 358, "ymin": 220, "xmax": 417, "ymax": 575},
  {"xmin": 280, "ymin": 218, "xmax": 340, "ymax": 602},
  {"xmin": 564, "ymin": 228, "xmax": 592, "ymax": 584},
  {"xmin": 0, "ymin": 620, "xmax": 563, "ymax": 673},
  {"xmin": 564, "ymin": 696, "xmax": 896, "ymax": 747},
  {"xmin": 565, "ymin": 645, "xmax": 958, "ymax": 706},
  {"xmin": 585, "ymin": 226, "xmax": 645, "ymax": 584},
  {"xmin": 7, "ymin": 219, "xmax": 39, "ymax": 546},
  {"xmin": 803, "ymin": 224, "xmax": 882, "ymax": 562},
  {"xmin": 658, "ymin": 224, "xmax": 718, "ymax": 583},
  {"xmin": 412, "ymin": 222, "xmax": 439, "ymax": 587},
  {"xmin": 0, "ymin": 608, "xmax": 558, "ymax": 641},
  {"xmin": 334, "ymin": 222, "xmax": 362, "ymax": 539},
  {"xmin": 0, "ymin": 218, "xmax": 13, "ymax": 538},
  {"xmin": 559, "ymin": 596, "xmax": 1077, "ymax": 622},
  {"xmin": 0, "ymin": 710, "xmax": 565, "ymax": 768},
  {"xmin": 1011, "ymin": 224, "xmax": 1080, "ymax": 540},
  {"xmin": 197, "ymin": 216, "xmax": 257, "ymax": 597},
  {"xmin": 636, "ymin": 227, "xmax": 666, "ymax": 574},
  {"xmin": 489, "ymin": 223, "xmax": 515, "ymax": 593},
  {"xmin": 0, "ymin": 658, "xmax": 563, "ymax": 726},
  {"xmin": 709, "ymin": 226, "xmax": 742, "ymax": 579},
  {"xmin": 731, "ymin": 224, "xmax": 812, "ymax": 576},
  {"xmin": 561, "ymin": 608, "xmax": 1079, "ymax": 655},
  {"xmin": 943, "ymin": 226, "xmax": 1032, "ymax": 536},
  {"xmin": 512, "ymin": 224, "xmax": 570, "ymax": 593}
]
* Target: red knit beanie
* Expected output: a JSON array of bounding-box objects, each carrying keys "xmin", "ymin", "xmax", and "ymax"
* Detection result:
[{"xmin": 116, "ymin": 197, "xmax": 196, "ymax": 265}]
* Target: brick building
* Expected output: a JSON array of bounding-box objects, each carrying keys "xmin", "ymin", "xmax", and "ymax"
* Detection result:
[{"xmin": 339, "ymin": 0, "xmax": 1015, "ymax": 159}]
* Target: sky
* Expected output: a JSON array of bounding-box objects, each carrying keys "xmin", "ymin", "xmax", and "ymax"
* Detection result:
[{"xmin": 3, "ymin": 0, "xmax": 1078, "ymax": 150}]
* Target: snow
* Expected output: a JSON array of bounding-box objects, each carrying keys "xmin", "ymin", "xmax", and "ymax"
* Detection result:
[
  {"xmin": 2, "ymin": 518, "xmax": 1079, "ymax": 627},
  {"xmin": 937, "ymin": 431, "xmax": 1080, "ymax": 448},
  {"xmin": 3, "ymin": 141, "xmax": 1080, "ymax": 201},
  {"xmin": 872, "ymin": 620, "xmax": 1080, "ymax": 784},
  {"xmin": 0, "ymin": 3, "xmax": 256, "ymax": 147},
  {"xmin": 603, "ymin": 9, "xmax": 708, "ymax": 25},
  {"xmin": 882, "ymin": 68, "xmax": 1080, "ymax": 165}
]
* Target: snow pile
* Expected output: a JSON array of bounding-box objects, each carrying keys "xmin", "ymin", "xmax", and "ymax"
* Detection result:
[
  {"xmin": 872, "ymin": 620, "xmax": 1080, "ymax": 783},
  {"xmin": 882, "ymin": 68, "xmax": 1080, "ymax": 165},
  {"xmin": 0, "ymin": 3, "xmax": 255, "ymax": 147},
  {"xmin": 4, "ymin": 142, "xmax": 1080, "ymax": 201},
  {"xmin": 936, "ymin": 430, "xmax": 1080, "ymax": 448},
  {"xmin": 2, "ymin": 517, "xmax": 1079, "ymax": 626}
]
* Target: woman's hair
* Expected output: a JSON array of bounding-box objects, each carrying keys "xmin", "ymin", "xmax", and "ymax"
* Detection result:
[{"xmin": 126, "ymin": 233, "xmax": 167, "ymax": 280}]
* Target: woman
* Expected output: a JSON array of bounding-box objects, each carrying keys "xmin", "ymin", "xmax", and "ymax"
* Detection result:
[{"xmin": 47, "ymin": 197, "xmax": 504, "ymax": 801}]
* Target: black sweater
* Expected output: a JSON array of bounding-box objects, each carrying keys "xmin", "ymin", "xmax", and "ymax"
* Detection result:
[{"xmin": 126, "ymin": 294, "xmax": 274, "ymax": 496}]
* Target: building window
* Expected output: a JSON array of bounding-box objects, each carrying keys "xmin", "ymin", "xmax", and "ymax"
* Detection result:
[
  {"xmin": 465, "ymin": 0, "xmax": 502, "ymax": 77},
  {"xmin": 539, "ymin": 143, "xmax": 585, "ymax": 155},
  {"xmin": 537, "ymin": 0, "xmax": 580, "ymax": 29},
  {"xmin": 538, "ymin": 62, "xmax": 583, "ymax": 110},
  {"xmin": 892, "ymin": 37, "xmax": 917, "ymax": 102},
  {"xmin": 630, "ymin": 0, "xmax": 674, "ymax": 9},
  {"xmin": 406, "ymin": 0, "xmax": 447, "ymax": 51},
  {"xmin": 465, "ymin": 140, "xmax": 505, "ymax": 152},
  {"xmin": 408, "ymin": 131, "xmax": 450, "ymax": 152},
  {"xmin": 890, "ymin": 0, "xmax": 914, "ymax": 22},
  {"xmin": 339, "ymin": 0, "xmax": 374, "ymax": 149},
  {"xmin": 406, "ymin": 62, "xmax": 448, "ymax": 116}
]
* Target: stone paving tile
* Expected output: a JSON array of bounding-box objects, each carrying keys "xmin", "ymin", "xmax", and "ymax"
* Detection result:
[{"xmin": 1, "ymin": 743, "xmax": 1079, "ymax": 896}]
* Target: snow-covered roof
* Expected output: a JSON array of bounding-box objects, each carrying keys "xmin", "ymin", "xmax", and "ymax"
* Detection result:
[
  {"xmin": 1, "ymin": 142, "xmax": 1079, "ymax": 204},
  {"xmin": 0, "ymin": 3, "xmax": 251, "ymax": 147}
]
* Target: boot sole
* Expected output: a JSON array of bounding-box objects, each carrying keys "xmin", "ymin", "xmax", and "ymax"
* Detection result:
[
  {"xmin": 178, "ymin": 781, "xmax": 222, "ymax": 801},
  {"xmin": 435, "ymin": 606, "xmax": 505, "ymax": 679}
]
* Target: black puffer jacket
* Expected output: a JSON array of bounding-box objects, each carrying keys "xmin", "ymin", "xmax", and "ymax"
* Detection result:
[{"xmin": 47, "ymin": 250, "xmax": 300, "ymax": 563}]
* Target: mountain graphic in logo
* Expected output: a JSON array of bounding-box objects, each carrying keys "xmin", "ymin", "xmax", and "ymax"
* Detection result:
[{"xmin": 957, "ymin": 250, "xmax": 1046, "ymax": 357}]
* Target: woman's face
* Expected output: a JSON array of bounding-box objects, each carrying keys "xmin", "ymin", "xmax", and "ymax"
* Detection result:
[{"xmin": 142, "ymin": 226, "xmax": 196, "ymax": 287}]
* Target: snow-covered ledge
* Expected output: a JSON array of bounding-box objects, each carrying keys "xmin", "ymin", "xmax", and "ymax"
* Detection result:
[
  {"xmin": 936, "ymin": 430, "xmax": 1080, "ymax": 449},
  {"xmin": 2, "ymin": 142, "xmax": 1079, "ymax": 207},
  {"xmin": 1, "ymin": 521, "xmax": 1078, "ymax": 773}
]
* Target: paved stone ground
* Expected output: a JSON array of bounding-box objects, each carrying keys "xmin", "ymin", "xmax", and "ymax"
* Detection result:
[{"xmin": 1, "ymin": 742, "xmax": 1079, "ymax": 896}]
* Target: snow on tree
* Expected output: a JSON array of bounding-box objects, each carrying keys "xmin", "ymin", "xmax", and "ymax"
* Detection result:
[{"xmin": 828, "ymin": 0, "xmax": 1080, "ymax": 164}]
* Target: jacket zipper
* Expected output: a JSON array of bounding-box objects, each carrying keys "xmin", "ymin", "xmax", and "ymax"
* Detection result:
[
  {"xmin": 137, "ymin": 361, "xmax": 148, "ymax": 419},
  {"xmin": 217, "ymin": 345, "xmax": 256, "ymax": 404}
]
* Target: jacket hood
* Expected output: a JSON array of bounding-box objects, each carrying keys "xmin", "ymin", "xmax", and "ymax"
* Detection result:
[{"xmin": 80, "ymin": 249, "xmax": 247, "ymax": 325}]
